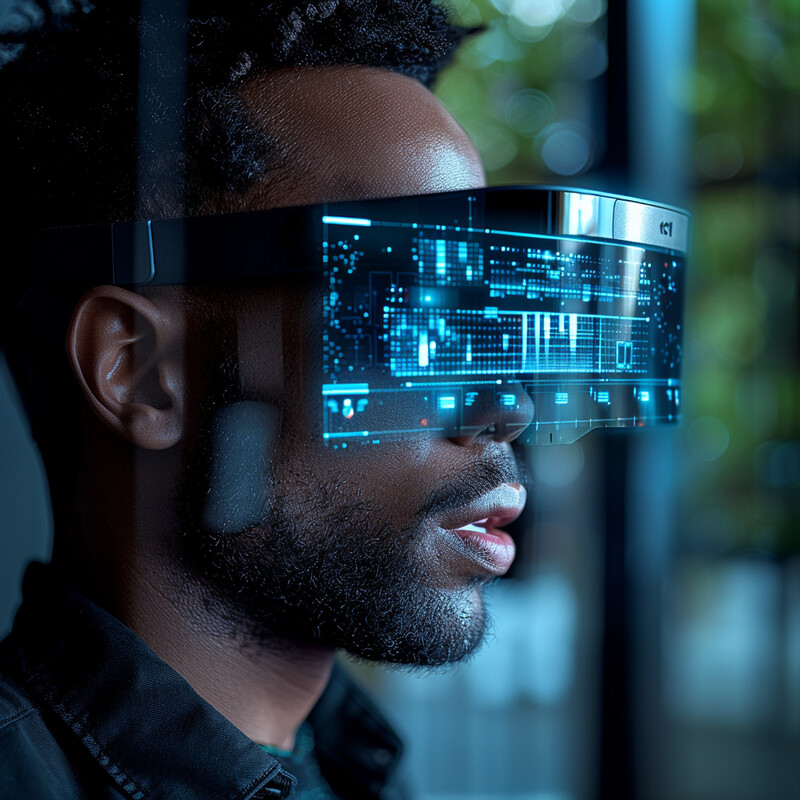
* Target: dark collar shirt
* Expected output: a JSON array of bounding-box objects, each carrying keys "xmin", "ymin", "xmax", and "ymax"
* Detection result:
[{"xmin": 0, "ymin": 563, "xmax": 406, "ymax": 800}]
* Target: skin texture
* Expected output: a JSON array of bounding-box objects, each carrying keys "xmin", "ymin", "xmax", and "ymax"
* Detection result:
[
  {"xmin": 65, "ymin": 67, "xmax": 532, "ymax": 749},
  {"xmin": 200, "ymin": 66, "xmax": 488, "ymax": 212}
]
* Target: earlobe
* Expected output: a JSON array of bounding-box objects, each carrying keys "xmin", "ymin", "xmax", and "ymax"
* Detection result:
[{"xmin": 67, "ymin": 286, "xmax": 185, "ymax": 450}]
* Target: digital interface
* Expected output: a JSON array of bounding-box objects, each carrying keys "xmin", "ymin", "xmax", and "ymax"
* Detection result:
[{"xmin": 319, "ymin": 193, "xmax": 684, "ymax": 446}]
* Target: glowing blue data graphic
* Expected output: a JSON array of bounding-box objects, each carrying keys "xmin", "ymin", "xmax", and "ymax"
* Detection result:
[{"xmin": 320, "ymin": 193, "xmax": 685, "ymax": 446}]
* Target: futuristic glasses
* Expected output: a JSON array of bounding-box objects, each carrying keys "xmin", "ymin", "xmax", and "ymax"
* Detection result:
[{"xmin": 33, "ymin": 185, "xmax": 689, "ymax": 446}]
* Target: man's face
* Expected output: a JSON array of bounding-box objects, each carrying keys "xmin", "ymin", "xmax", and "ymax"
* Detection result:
[{"xmin": 180, "ymin": 67, "xmax": 532, "ymax": 665}]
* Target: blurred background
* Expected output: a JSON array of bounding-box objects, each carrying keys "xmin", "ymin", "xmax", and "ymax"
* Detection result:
[{"xmin": 1, "ymin": 1, "xmax": 798, "ymax": 798}]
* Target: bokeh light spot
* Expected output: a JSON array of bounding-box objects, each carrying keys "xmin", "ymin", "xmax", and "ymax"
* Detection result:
[
  {"xmin": 508, "ymin": 20, "xmax": 555, "ymax": 43},
  {"xmin": 473, "ymin": 23, "xmax": 525, "ymax": 65},
  {"xmin": 504, "ymin": 88, "xmax": 556, "ymax": 135},
  {"xmin": 509, "ymin": 0, "xmax": 565, "ymax": 28},
  {"xmin": 538, "ymin": 123, "xmax": 593, "ymax": 175},
  {"xmin": 565, "ymin": 0, "xmax": 606, "ymax": 25},
  {"xmin": 754, "ymin": 440, "xmax": 800, "ymax": 489},
  {"xmin": 696, "ymin": 133, "xmax": 744, "ymax": 180},
  {"xmin": 687, "ymin": 416, "xmax": 731, "ymax": 462},
  {"xmin": 563, "ymin": 31, "xmax": 608, "ymax": 79}
]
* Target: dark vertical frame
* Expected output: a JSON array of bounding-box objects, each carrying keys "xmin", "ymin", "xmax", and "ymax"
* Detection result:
[
  {"xmin": 598, "ymin": 435, "xmax": 634, "ymax": 800},
  {"xmin": 595, "ymin": 2, "xmax": 694, "ymax": 799},
  {"xmin": 602, "ymin": 0, "xmax": 631, "ymax": 188},
  {"xmin": 596, "ymin": 1, "xmax": 634, "ymax": 798}
]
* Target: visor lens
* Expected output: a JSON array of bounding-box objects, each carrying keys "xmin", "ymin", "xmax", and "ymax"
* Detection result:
[
  {"xmin": 33, "ymin": 186, "xmax": 688, "ymax": 447},
  {"xmin": 320, "ymin": 189, "xmax": 686, "ymax": 447}
]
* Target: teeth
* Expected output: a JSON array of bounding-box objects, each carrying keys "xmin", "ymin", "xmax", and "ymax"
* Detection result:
[{"xmin": 457, "ymin": 518, "xmax": 489, "ymax": 533}]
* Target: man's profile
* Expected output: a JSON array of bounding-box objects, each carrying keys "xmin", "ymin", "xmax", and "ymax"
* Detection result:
[{"xmin": 0, "ymin": 2, "xmax": 531, "ymax": 797}]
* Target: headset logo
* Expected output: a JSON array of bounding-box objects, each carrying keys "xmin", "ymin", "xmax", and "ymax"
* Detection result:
[{"xmin": 660, "ymin": 220, "xmax": 673, "ymax": 237}]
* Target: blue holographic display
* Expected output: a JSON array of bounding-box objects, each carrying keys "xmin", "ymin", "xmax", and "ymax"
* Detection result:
[
  {"xmin": 30, "ymin": 186, "xmax": 686, "ymax": 447},
  {"xmin": 320, "ymin": 191, "xmax": 685, "ymax": 446}
]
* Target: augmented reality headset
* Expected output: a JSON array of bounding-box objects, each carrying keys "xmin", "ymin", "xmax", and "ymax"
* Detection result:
[{"xmin": 33, "ymin": 185, "xmax": 689, "ymax": 446}]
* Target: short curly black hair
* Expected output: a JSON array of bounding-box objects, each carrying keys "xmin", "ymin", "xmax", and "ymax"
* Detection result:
[
  {"xmin": 0, "ymin": 0, "xmax": 472, "ymax": 514},
  {"xmin": 0, "ymin": 0, "xmax": 469, "ymax": 232}
]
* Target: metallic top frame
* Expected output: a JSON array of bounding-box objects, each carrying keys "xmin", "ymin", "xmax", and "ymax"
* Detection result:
[{"xmin": 30, "ymin": 186, "xmax": 691, "ymax": 289}]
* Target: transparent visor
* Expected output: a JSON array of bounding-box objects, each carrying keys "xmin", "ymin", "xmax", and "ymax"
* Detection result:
[{"xmin": 34, "ymin": 186, "xmax": 689, "ymax": 447}]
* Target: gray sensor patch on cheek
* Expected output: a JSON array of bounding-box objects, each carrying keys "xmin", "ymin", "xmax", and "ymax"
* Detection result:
[{"xmin": 201, "ymin": 401, "xmax": 281, "ymax": 534}]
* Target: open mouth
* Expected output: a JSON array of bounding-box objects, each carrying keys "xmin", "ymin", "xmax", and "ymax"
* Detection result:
[{"xmin": 441, "ymin": 484, "xmax": 526, "ymax": 575}]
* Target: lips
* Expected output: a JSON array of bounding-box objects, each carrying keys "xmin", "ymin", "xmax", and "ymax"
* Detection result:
[{"xmin": 439, "ymin": 483, "xmax": 526, "ymax": 575}]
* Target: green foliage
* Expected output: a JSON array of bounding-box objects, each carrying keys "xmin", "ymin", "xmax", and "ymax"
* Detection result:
[
  {"xmin": 437, "ymin": 0, "xmax": 608, "ymax": 180},
  {"xmin": 684, "ymin": 0, "xmax": 800, "ymax": 555},
  {"xmin": 437, "ymin": 0, "xmax": 800, "ymax": 554}
]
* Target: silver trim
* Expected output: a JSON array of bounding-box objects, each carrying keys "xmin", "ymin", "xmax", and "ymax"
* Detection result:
[
  {"xmin": 612, "ymin": 199, "xmax": 691, "ymax": 253},
  {"xmin": 559, "ymin": 192, "xmax": 615, "ymax": 239},
  {"xmin": 550, "ymin": 190, "xmax": 690, "ymax": 254}
]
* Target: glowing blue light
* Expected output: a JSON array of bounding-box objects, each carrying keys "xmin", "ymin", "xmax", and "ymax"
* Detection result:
[
  {"xmin": 322, "ymin": 383, "xmax": 369, "ymax": 395},
  {"xmin": 322, "ymin": 215, "xmax": 372, "ymax": 226},
  {"xmin": 436, "ymin": 240, "xmax": 447, "ymax": 276},
  {"xmin": 418, "ymin": 332, "xmax": 429, "ymax": 367},
  {"xmin": 320, "ymin": 200, "xmax": 684, "ymax": 448}
]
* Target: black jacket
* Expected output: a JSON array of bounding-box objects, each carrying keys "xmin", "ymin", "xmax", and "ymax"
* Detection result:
[{"xmin": 0, "ymin": 563, "xmax": 405, "ymax": 800}]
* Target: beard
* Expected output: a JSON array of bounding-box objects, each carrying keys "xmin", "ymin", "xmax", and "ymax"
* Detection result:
[
  {"xmin": 177, "ymin": 389, "xmax": 522, "ymax": 667},
  {"xmin": 182, "ymin": 483, "xmax": 489, "ymax": 666}
]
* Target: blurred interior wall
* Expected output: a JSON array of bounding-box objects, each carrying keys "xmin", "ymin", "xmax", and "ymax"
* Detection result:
[{"xmin": 0, "ymin": 355, "xmax": 51, "ymax": 635}]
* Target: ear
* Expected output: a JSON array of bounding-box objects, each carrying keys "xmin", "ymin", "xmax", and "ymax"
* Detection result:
[{"xmin": 67, "ymin": 285, "xmax": 185, "ymax": 450}]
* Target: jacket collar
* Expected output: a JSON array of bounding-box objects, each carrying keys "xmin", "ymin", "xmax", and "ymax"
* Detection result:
[
  {"xmin": 311, "ymin": 663, "xmax": 404, "ymax": 798},
  {"xmin": 4, "ymin": 562, "xmax": 295, "ymax": 800},
  {"xmin": 3, "ymin": 562, "xmax": 404, "ymax": 800}
]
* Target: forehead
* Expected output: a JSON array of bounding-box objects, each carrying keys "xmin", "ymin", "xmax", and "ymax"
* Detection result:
[{"xmin": 223, "ymin": 66, "xmax": 486, "ymax": 210}]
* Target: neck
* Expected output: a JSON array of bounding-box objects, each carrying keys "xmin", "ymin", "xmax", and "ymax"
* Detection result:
[
  {"xmin": 120, "ymin": 557, "xmax": 336, "ymax": 751},
  {"xmin": 64, "ymin": 446, "xmax": 336, "ymax": 750}
]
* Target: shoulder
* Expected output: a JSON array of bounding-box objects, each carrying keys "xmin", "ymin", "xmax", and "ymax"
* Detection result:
[
  {"xmin": 0, "ymin": 669, "xmax": 33, "ymax": 723},
  {"xmin": 0, "ymin": 673, "xmax": 92, "ymax": 800},
  {"xmin": 0, "ymin": 672, "xmax": 39, "ymax": 753}
]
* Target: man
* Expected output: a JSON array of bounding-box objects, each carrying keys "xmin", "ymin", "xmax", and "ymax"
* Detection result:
[{"xmin": 0, "ymin": 2, "xmax": 531, "ymax": 797}]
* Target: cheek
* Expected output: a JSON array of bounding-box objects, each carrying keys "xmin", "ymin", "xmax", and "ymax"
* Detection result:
[
  {"xmin": 236, "ymin": 293, "xmax": 285, "ymax": 398},
  {"xmin": 269, "ymin": 421, "xmax": 444, "ymax": 533},
  {"xmin": 202, "ymin": 400, "xmax": 282, "ymax": 534},
  {"xmin": 256, "ymin": 281, "xmax": 450, "ymax": 522}
]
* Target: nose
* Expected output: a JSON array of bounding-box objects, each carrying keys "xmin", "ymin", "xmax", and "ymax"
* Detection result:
[{"xmin": 446, "ymin": 384, "xmax": 534, "ymax": 446}]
